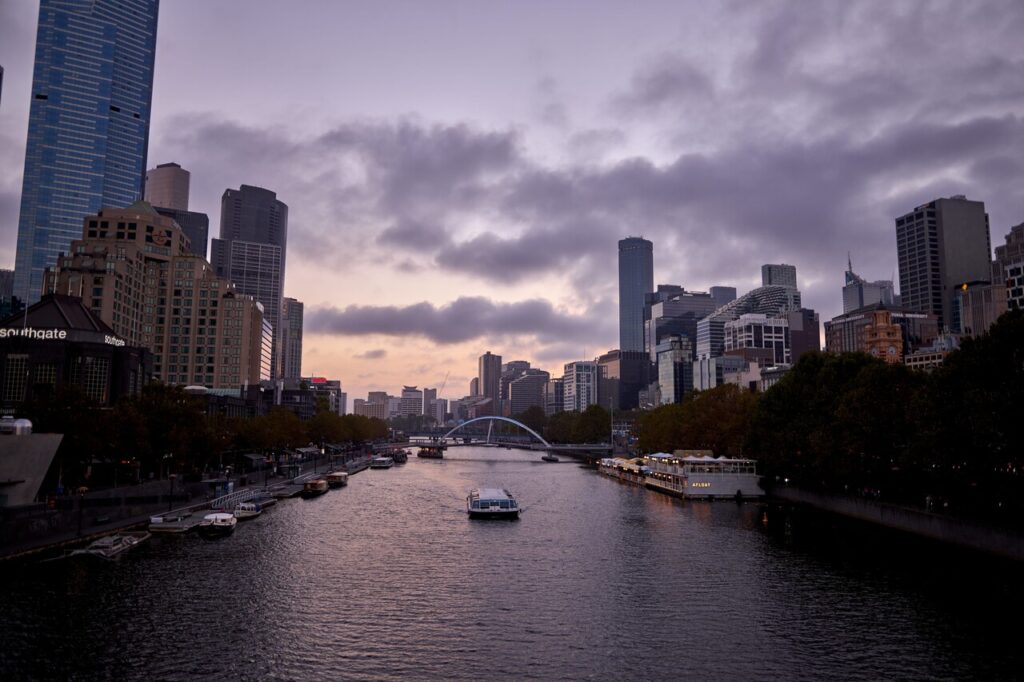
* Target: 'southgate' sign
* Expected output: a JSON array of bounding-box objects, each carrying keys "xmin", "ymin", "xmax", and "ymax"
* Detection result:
[
  {"xmin": 0, "ymin": 327, "xmax": 68, "ymax": 340},
  {"xmin": 0, "ymin": 327, "xmax": 126, "ymax": 347}
]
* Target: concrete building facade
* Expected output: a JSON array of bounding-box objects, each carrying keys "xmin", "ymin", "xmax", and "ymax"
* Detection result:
[
  {"xmin": 145, "ymin": 162, "xmax": 190, "ymax": 211},
  {"xmin": 896, "ymin": 195, "xmax": 991, "ymax": 333},
  {"xmin": 43, "ymin": 203, "xmax": 270, "ymax": 389}
]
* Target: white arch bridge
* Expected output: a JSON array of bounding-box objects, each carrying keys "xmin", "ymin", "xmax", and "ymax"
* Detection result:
[{"xmin": 432, "ymin": 416, "xmax": 612, "ymax": 453}]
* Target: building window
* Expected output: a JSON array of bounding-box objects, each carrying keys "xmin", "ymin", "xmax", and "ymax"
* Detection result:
[
  {"xmin": 71, "ymin": 357, "xmax": 110, "ymax": 404},
  {"xmin": 34, "ymin": 363, "xmax": 58, "ymax": 387},
  {"xmin": 3, "ymin": 354, "xmax": 30, "ymax": 402}
]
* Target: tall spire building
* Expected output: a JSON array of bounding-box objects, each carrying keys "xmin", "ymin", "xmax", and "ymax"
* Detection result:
[{"xmin": 13, "ymin": 0, "xmax": 160, "ymax": 305}]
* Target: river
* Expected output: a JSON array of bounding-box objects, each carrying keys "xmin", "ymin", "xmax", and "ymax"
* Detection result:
[{"xmin": 1, "ymin": 446, "xmax": 1019, "ymax": 680}]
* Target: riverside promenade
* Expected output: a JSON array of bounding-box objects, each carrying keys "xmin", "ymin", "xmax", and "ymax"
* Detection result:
[
  {"xmin": 0, "ymin": 454, "xmax": 369, "ymax": 561},
  {"xmin": 771, "ymin": 485, "xmax": 1024, "ymax": 561}
]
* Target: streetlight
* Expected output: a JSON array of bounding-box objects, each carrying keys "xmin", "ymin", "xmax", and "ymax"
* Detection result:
[{"xmin": 168, "ymin": 473, "xmax": 177, "ymax": 511}]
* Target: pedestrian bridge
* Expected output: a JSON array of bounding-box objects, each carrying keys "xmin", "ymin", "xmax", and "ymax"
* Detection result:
[{"xmin": 437, "ymin": 416, "xmax": 612, "ymax": 452}]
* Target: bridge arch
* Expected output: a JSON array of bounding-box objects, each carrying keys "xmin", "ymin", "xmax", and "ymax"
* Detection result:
[{"xmin": 443, "ymin": 416, "xmax": 550, "ymax": 448}]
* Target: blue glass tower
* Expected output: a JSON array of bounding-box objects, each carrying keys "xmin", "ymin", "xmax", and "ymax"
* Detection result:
[{"xmin": 13, "ymin": 0, "xmax": 160, "ymax": 304}]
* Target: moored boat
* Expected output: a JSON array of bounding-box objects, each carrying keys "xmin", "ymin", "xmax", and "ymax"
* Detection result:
[
  {"xmin": 466, "ymin": 487, "xmax": 521, "ymax": 519},
  {"xmin": 417, "ymin": 446, "xmax": 444, "ymax": 459},
  {"xmin": 69, "ymin": 531, "xmax": 151, "ymax": 559},
  {"xmin": 198, "ymin": 512, "xmax": 237, "ymax": 538},
  {"xmin": 597, "ymin": 457, "xmax": 650, "ymax": 486},
  {"xmin": 326, "ymin": 471, "xmax": 349, "ymax": 488},
  {"xmin": 233, "ymin": 501, "xmax": 263, "ymax": 520},
  {"xmin": 390, "ymin": 449, "xmax": 409, "ymax": 464},
  {"xmin": 370, "ymin": 456, "xmax": 394, "ymax": 469},
  {"xmin": 541, "ymin": 453, "xmax": 559, "ymax": 463},
  {"xmin": 301, "ymin": 478, "xmax": 329, "ymax": 498},
  {"xmin": 643, "ymin": 452, "xmax": 764, "ymax": 499}
]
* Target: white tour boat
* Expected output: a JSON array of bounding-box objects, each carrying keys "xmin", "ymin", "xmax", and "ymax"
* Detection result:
[
  {"xmin": 466, "ymin": 488, "xmax": 520, "ymax": 519},
  {"xmin": 370, "ymin": 456, "xmax": 394, "ymax": 469}
]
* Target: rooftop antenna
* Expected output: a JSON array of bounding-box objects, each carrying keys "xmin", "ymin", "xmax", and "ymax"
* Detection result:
[{"xmin": 847, "ymin": 251, "xmax": 853, "ymax": 273}]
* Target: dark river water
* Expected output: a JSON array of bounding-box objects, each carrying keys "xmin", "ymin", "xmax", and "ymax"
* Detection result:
[{"xmin": 1, "ymin": 446, "xmax": 1020, "ymax": 680}]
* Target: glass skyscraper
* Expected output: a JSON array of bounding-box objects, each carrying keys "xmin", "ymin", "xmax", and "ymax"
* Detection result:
[
  {"xmin": 13, "ymin": 0, "xmax": 160, "ymax": 304},
  {"xmin": 618, "ymin": 237, "xmax": 654, "ymax": 352}
]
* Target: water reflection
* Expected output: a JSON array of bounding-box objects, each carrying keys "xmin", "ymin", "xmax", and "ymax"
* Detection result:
[{"xmin": 0, "ymin": 446, "xmax": 1020, "ymax": 680}]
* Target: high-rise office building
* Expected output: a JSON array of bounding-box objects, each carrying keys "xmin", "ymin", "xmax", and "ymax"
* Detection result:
[
  {"xmin": 842, "ymin": 256, "xmax": 895, "ymax": 313},
  {"xmin": 499, "ymin": 360, "xmax": 530, "ymax": 400},
  {"xmin": 645, "ymin": 289, "xmax": 718, "ymax": 362},
  {"xmin": 618, "ymin": 237, "xmax": 654, "ymax": 352},
  {"xmin": 896, "ymin": 195, "xmax": 991, "ymax": 333},
  {"xmin": 0, "ymin": 270, "xmax": 13, "ymax": 300},
  {"xmin": 478, "ymin": 351, "xmax": 502, "ymax": 402},
  {"xmin": 422, "ymin": 387, "xmax": 437, "ymax": 416},
  {"xmin": 212, "ymin": 185, "xmax": 289, "ymax": 378},
  {"xmin": 280, "ymin": 297, "xmax": 304, "ymax": 380},
  {"xmin": 13, "ymin": 0, "xmax": 160, "ymax": 305},
  {"xmin": 562, "ymin": 361, "xmax": 600, "ymax": 412},
  {"xmin": 656, "ymin": 336, "xmax": 694, "ymax": 405},
  {"xmin": 709, "ymin": 286, "xmax": 737, "ymax": 309},
  {"xmin": 544, "ymin": 378, "xmax": 565, "ymax": 416},
  {"xmin": 508, "ymin": 369, "xmax": 550, "ymax": 416},
  {"xmin": 762, "ymin": 264, "xmax": 797, "ymax": 289},
  {"xmin": 400, "ymin": 386, "xmax": 423, "ymax": 417},
  {"xmin": 597, "ymin": 349, "xmax": 649, "ymax": 411},
  {"xmin": 788, "ymin": 308, "xmax": 821, "ymax": 362},
  {"xmin": 145, "ymin": 162, "xmax": 190, "ymax": 211}
]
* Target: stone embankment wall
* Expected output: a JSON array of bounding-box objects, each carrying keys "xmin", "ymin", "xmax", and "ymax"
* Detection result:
[{"xmin": 771, "ymin": 486, "xmax": 1024, "ymax": 561}]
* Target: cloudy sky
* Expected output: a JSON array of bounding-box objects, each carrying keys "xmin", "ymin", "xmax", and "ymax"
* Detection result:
[{"xmin": 2, "ymin": 1, "xmax": 1023, "ymax": 399}]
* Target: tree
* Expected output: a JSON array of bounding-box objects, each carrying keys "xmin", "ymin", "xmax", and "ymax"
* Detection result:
[{"xmin": 516, "ymin": 405, "xmax": 547, "ymax": 434}]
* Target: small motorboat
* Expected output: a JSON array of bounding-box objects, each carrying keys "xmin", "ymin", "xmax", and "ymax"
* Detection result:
[
  {"xmin": 541, "ymin": 453, "xmax": 559, "ymax": 463},
  {"xmin": 326, "ymin": 471, "xmax": 349, "ymax": 488},
  {"xmin": 301, "ymin": 478, "xmax": 329, "ymax": 498},
  {"xmin": 69, "ymin": 531, "xmax": 151, "ymax": 559},
  {"xmin": 233, "ymin": 502, "xmax": 262, "ymax": 520},
  {"xmin": 198, "ymin": 512, "xmax": 237, "ymax": 538}
]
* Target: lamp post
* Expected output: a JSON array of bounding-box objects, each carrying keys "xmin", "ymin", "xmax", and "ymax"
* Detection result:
[{"xmin": 168, "ymin": 473, "xmax": 177, "ymax": 511}]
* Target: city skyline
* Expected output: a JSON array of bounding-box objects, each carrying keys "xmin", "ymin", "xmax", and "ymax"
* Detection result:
[{"xmin": 2, "ymin": 1, "xmax": 1024, "ymax": 399}]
